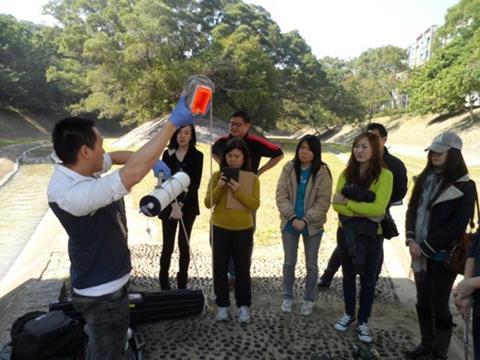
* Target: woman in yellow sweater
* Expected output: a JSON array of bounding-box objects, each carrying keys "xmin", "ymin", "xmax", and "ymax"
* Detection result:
[
  {"xmin": 332, "ymin": 132, "xmax": 393, "ymax": 344},
  {"xmin": 205, "ymin": 138, "xmax": 260, "ymax": 323}
]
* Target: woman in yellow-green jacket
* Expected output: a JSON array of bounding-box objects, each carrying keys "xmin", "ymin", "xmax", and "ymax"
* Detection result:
[
  {"xmin": 205, "ymin": 138, "xmax": 260, "ymax": 324},
  {"xmin": 331, "ymin": 132, "xmax": 393, "ymax": 344}
]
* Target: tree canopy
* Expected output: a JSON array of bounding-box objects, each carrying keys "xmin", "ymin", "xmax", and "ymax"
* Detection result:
[
  {"xmin": 0, "ymin": 15, "xmax": 66, "ymax": 112},
  {"xmin": 43, "ymin": 0, "xmax": 349, "ymax": 128},
  {"xmin": 406, "ymin": 0, "xmax": 480, "ymax": 115},
  {"xmin": 3, "ymin": 0, "xmax": 452, "ymax": 129}
]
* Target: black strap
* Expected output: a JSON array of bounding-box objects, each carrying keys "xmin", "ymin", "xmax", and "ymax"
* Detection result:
[{"xmin": 467, "ymin": 180, "xmax": 479, "ymax": 230}]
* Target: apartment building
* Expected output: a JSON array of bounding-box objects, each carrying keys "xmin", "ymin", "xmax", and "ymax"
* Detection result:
[{"xmin": 407, "ymin": 25, "xmax": 437, "ymax": 68}]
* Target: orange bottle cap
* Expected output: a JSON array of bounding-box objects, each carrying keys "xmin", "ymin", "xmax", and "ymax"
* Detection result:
[{"xmin": 190, "ymin": 86, "xmax": 212, "ymax": 115}]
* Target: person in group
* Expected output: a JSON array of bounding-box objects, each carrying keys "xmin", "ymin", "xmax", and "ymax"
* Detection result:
[
  {"xmin": 205, "ymin": 138, "xmax": 260, "ymax": 323},
  {"xmin": 47, "ymin": 95, "xmax": 200, "ymax": 360},
  {"xmin": 405, "ymin": 132, "xmax": 475, "ymax": 360},
  {"xmin": 212, "ymin": 110, "xmax": 284, "ymax": 176},
  {"xmin": 158, "ymin": 124, "xmax": 203, "ymax": 290},
  {"xmin": 275, "ymin": 135, "xmax": 332, "ymax": 316},
  {"xmin": 212, "ymin": 110, "xmax": 284, "ymax": 285},
  {"xmin": 332, "ymin": 132, "xmax": 393, "ymax": 344},
  {"xmin": 455, "ymin": 227, "xmax": 480, "ymax": 360},
  {"xmin": 318, "ymin": 122, "xmax": 407, "ymax": 288}
]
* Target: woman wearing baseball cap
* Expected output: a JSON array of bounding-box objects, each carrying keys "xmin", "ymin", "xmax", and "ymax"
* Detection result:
[{"xmin": 405, "ymin": 131, "xmax": 476, "ymax": 359}]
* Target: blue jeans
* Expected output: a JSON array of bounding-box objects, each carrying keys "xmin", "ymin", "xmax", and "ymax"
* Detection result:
[
  {"xmin": 228, "ymin": 211, "xmax": 256, "ymax": 276},
  {"xmin": 282, "ymin": 230, "xmax": 323, "ymax": 302},
  {"xmin": 72, "ymin": 285, "xmax": 129, "ymax": 360}
]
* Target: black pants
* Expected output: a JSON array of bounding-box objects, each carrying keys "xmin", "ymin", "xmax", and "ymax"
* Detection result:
[
  {"xmin": 321, "ymin": 244, "xmax": 383, "ymax": 283},
  {"xmin": 474, "ymin": 310, "xmax": 480, "ymax": 360},
  {"xmin": 414, "ymin": 260, "xmax": 457, "ymax": 331},
  {"xmin": 228, "ymin": 211, "xmax": 256, "ymax": 275},
  {"xmin": 212, "ymin": 225, "xmax": 253, "ymax": 307},
  {"xmin": 337, "ymin": 227, "xmax": 383, "ymax": 323},
  {"xmin": 160, "ymin": 214, "xmax": 196, "ymax": 289}
]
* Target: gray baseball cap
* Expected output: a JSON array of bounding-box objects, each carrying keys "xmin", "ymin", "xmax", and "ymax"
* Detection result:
[{"xmin": 425, "ymin": 132, "xmax": 463, "ymax": 153}]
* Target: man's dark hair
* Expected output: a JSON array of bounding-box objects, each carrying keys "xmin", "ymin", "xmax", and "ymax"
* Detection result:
[
  {"xmin": 366, "ymin": 123, "xmax": 388, "ymax": 137},
  {"xmin": 52, "ymin": 117, "xmax": 96, "ymax": 165},
  {"xmin": 230, "ymin": 110, "xmax": 251, "ymax": 124}
]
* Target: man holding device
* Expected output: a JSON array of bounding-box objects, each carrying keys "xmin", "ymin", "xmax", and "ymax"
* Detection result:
[{"xmin": 47, "ymin": 95, "xmax": 202, "ymax": 360}]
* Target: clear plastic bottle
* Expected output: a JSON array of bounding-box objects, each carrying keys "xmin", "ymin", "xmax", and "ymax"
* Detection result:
[{"xmin": 182, "ymin": 75, "xmax": 214, "ymax": 116}]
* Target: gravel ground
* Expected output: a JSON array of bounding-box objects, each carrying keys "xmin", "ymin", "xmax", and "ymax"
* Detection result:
[{"xmin": 125, "ymin": 233, "xmax": 418, "ymax": 360}]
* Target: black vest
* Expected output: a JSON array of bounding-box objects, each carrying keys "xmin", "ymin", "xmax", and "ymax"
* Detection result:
[{"xmin": 49, "ymin": 199, "xmax": 131, "ymax": 290}]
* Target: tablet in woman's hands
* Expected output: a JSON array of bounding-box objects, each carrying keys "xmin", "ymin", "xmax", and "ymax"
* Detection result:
[{"xmin": 222, "ymin": 167, "xmax": 239, "ymax": 182}]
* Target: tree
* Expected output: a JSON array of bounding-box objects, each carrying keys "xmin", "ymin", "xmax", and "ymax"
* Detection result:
[
  {"xmin": 352, "ymin": 46, "xmax": 408, "ymax": 118},
  {"xmin": 45, "ymin": 0, "xmax": 343, "ymax": 130},
  {"xmin": 0, "ymin": 15, "xmax": 66, "ymax": 112},
  {"xmin": 406, "ymin": 0, "xmax": 480, "ymax": 115},
  {"xmin": 320, "ymin": 57, "xmax": 365, "ymax": 123}
]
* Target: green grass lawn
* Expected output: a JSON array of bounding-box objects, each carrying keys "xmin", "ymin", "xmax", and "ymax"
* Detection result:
[
  {"xmin": 104, "ymin": 138, "xmax": 479, "ymax": 248},
  {"xmin": 106, "ymin": 139, "xmax": 348, "ymax": 247}
]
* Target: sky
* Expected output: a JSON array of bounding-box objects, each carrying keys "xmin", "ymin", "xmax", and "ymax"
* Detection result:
[{"xmin": 1, "ymin": 0, "xmax": 460, "ymax": 60}]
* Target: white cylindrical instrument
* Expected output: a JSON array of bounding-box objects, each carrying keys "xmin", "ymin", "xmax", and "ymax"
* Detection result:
[{"xmin": 139, "ymin": 172, "xmax": 190, "ymax": 217}]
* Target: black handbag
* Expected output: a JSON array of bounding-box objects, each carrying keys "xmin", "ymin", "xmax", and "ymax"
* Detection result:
[{"xmin": 381, "ymin": 209, "xmax": 399, "ymax": 240}]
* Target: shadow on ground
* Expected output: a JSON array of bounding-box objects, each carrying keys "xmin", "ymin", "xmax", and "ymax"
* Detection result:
[{"xmin": 1, "ymin": 243, "xmax": 469, "ymax": 360}]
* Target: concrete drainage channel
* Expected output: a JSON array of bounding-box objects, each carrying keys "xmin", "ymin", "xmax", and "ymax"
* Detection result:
[{"xmin": 0, "ymin": 143, "xmax": 54, "ymax": 280}]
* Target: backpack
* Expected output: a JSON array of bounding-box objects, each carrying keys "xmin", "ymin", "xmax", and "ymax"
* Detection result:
[{"xmin": 11, "ymin": 311, "xmax": 84, "ymax": 360}]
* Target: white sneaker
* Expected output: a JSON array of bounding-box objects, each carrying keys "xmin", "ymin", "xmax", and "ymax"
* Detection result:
[
  {"xmin": 356, "ymin": 322, "xmax": 373, "ymax": 343},
  {"xmin": 300, "ymin": 300, "xmax": 314, "ymax": 316},
  {"xmin": 237, "ymin": 306, "xmax": 251, "ymax": 323},
  {"xmin": 334, "ymin": 314, "xmax": 355, "ymax": 332},
  {"xmin": 281, "ymin": 299, "xmax": 293, "ymax": 313},
  {"xmin": 216, "ymin": 307, "xmax": 230, "ymax": 322}
]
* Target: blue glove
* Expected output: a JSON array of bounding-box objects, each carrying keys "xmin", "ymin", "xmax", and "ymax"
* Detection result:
[
  {"xmin": 169, "ymin": 95, "xmax": 198, "ymax": 128},
  {"xmin": 152, "ymin": 160, "xmax": 171, "ymax": 180}
]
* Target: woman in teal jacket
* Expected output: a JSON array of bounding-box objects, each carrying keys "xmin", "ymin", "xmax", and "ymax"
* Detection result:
[{"xmin": 331, "ymin": 132, "xmax": 393, "ymax": 344}]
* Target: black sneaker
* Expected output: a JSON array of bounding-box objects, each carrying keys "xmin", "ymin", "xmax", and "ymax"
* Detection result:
[{"xmin": 404, "ymin": 344, "xmax": 431, "ymax": 359}]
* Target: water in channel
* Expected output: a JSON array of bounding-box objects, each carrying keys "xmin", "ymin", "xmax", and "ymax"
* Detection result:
[{"xmin": 0, "ymin": 146, "xmax": 54, "ymax": 280}]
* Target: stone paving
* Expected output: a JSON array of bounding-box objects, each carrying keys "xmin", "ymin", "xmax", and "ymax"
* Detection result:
[{"xmin": 126, "ymin": 241, "xmax": 418, "ymax": 360}]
